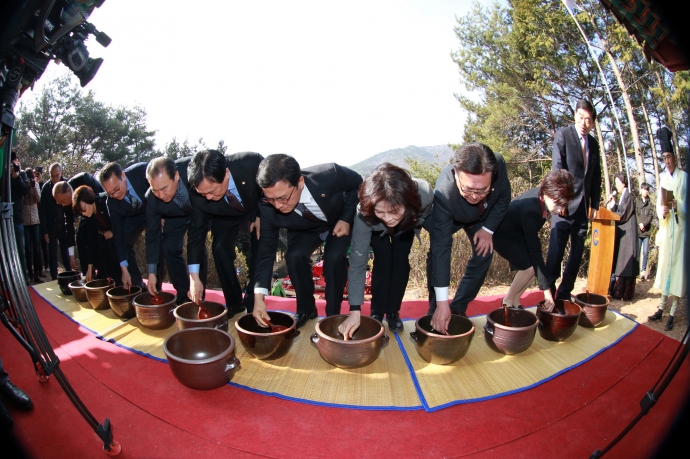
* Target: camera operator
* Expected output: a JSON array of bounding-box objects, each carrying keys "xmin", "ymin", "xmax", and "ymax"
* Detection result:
[
  {"xmin": 23, "ymin": 168, "xmax": 44, "ymax": 284},
  {"xmin": 10, "ymin": 152, "xmax": 29, "ymax": 282},
  {"xmin": 34, "ymin": 166, "xmax": 49, "ymax": 275}
]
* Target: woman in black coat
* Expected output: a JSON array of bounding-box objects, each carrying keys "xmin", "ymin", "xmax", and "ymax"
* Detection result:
[
  {"xmin": 493, "ymin": 169, "xmax": 575, "ymax": 312},
  {"xmin": 607, "ymin": 172, "xmax": 638, "ymax": 300},
  {"xmin": 72, "ymin": 185, "xmax": 122, "ymax": 285}
]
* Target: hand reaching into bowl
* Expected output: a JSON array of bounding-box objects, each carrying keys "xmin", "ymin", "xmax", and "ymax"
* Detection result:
[
  {"xmin": 338, "ymin": 311, "xmax": 361, "ymax": 340},
  {"xmin": 541, "ymin": 289, "xmax": 555, "ymax": 312}
]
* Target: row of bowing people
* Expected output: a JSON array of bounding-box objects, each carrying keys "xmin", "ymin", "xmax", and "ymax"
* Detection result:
[{"xmin": 45, "ymin": 142, "xmax": 578, "ymax": 338}]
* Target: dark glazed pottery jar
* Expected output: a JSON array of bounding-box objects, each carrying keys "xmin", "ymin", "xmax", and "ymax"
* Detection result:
[
  {"xmin": 133, "ymin": 292, "xmax": 177, "ymax": 330},
  {"xmin": 175, "ymin": 301, "xmax": 229, "ymax": 332},
  {"xmin": 574, "ymin": 293, "xmax": 609, "ymax": 328},
  {"xmin": 106, "ymin": 286, "xmax": 142, "ymax": 319},
  {"xmin": 84, "ymin": 279, "xmax": 115, "ymax": 310},
  {"xmin": 235, "ymin": 312, "xmax": 300, "ymax": 360},
  {"xmin": 410, "ymin": 314, "xmax": 475, "ymax": 365},
  {"xmin": 536, "ymin": 300, "xmax": 582, "ymax": 342},
  {"xmin": 311, "ymin": 315, "xmax": 389, "ymax": 369},
  {"xmin": 57, "ymin": 271, "xmax": 81, "ymax": 295},
  {"xmin": 69, "ymin": 279, "xmax": 88, "ymax": 302},
  {"xmin": 484, "ymin": 308, "xmax": 538, "ymax": 355},
  {"xmin": 163, "ymin": 328, "xmax": 240, "ymax": 390}
]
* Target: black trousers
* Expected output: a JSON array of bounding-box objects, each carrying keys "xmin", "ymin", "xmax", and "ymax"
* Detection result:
[
  {"xmin": 286, "ymin": 228, "xmax": 351, "ymax": 317},
  {"xmin": 546, "ymin": 202, "xmax": 588, "ymax": 300},
  {"xmin": 370, "ymin": 230, "xmax": 415, "ymax": 315},
  {"xmin": 427, "ymin": 224, "xmax": 494, "ymax": 316},
  {"xmin": 161, "ymin": 222, "xmax": 193, "ymax": 299},
  {"xmin": 47, "ymin": 230, "xmax": 71, "ymax": 280},
  {"xmin": 210, "ymin": 217, "xmax": 256, "ymax": 312},
  {"xmin": 125, "ymin": 220, "xmax": 147, "ymax": 286}
]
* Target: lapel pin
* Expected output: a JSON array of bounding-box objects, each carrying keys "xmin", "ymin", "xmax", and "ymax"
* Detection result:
[{"xmin": 321, "ymin": 194, "xmax": 325, "ymax": 198}]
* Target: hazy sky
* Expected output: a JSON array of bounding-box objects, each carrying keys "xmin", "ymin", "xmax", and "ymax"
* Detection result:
[{"xmin": 20, "ymin": 0, "xmax": 496, "ymax": 167}]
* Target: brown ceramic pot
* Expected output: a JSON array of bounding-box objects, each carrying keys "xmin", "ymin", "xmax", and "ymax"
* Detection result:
[
  {"xmin": 133, "ymin": 292, "xmax": 177, "ymax": 330},
  {"xmin": 69, "ymin": 280, "xmax": 88, "ymax": 302},
  {"xmin": 175, "ymin": 301, "xmax": 229, "ymax": 332},
  {"xmin": 84, "ymin": 279, "xmax": 115, "ymax": 310},
  {"xmin": 410, "ymin": 314, "xmax": 475, "ymax": 365},
  {"xmin": 57, "ymin": 271, "xmax": 81, "ymax": 295},
  {"xmin": 163, "ymin": 328, "xmax": 240, "ymax": 390},
  {"xmin": 106, "ymin": 286, "xmax": 142, "ymax": 319},
  {"xmin": 574, "ymin": 293, "xmax": 609, "ymax": 328},
  {"xmin": 311, "ymin": 315, "xmax": 389, "ymax": 369},
  {"xmin": 484, "ymin": 308, "xmax": 538, "ymax": 355},
  {"xmin": 536, "ymin": 300, "xmax": 582, "ymax": 342},
  {"xmin": 235, "ymin": 312, "xmax": 300, "ymax": 360}
]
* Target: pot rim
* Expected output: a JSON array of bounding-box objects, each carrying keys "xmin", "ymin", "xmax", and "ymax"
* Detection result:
[
  {"xmin": 315, "ymin": 314, "xmax": 384, "ymax": 344},
  {"xmin": 234, "ymin": 311, "xmax": 296, "ymax": 336},
  {"xmin": 84, "ymin": 279, "xmax": 115, "ymax": 290},
  {"xmin": 537, "ymin": 300, "xmax": 582, "ymax": 319},
  {"xmin": 133, "ymin": 292, "xmax": 177, "ymax": 308},
  {"xmin": 174, "ymin": 301, "xmax": 228, "ymax": 323},
  {"xmin": 573, "ymin": 293, "xmax": 610, "ymax": 307},
  {"xmin": 69, "ymin": 280, "xmax": 86, "ymax": 288},
  {"xmin": 163, "ymin": 327, "xmax": 235, "ymax": 365},
  {"xmin": 414, "ymin": 314, "xmax": 475, "ymax": 339},
  {"xmin": 106, "ymin": 286, "xmax": 142, "ymax": 300},
  {"xmin": 486, "ymin": 308, "xmax": 538, "ymax": 331}
]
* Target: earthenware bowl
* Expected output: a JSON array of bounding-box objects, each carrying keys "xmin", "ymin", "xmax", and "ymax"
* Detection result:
[
  {"xmin": 69, "ymin": 279, "xmax": 88, "ymax": 302},
  {"xmin": 484, "ymin": 308, "xmax": 538, "ymax": 355},
  {"xmin": 133, "ymin": 292, "xmax": 177, "ymax": 330},
  {"xmin": 84, "ymin": 279, "xmax": 115, "ymax": 310},
  {"xmin": 106, "ymin": 286, "xmax": 141, "ymax": 319},
  {"xmin": 410, "ymin": 314, "xmax": 475, "ymax": 365},
  {"xmin": 536, "ymin": 300, "xmax": 582, "ymax": 342},
  {"xmin": 163, "ymin": 328, "xmax": 240, "ymax": 390},
  {"xmin": 57, "ymin": 271, "xmax": 81, "ymax": 295},
  {"xmin": 574, "ymin": 293, "xmax": 610, "ymax": 328},
  {"xmin": 235, "ymin": 312, "xmax": 300, "ymax": 360},
  {"xmin": 175, "ymin": 301, "xmax": 229, "ymax": 331},
  {"xmin": 311, "ymin": 315, "xmax": 389, "ymax": 369}
]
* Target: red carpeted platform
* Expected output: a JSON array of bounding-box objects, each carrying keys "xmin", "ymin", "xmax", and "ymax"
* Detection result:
[{"xmin": 1, "ymin": 286, "xmax": 688, "ymax": 458}]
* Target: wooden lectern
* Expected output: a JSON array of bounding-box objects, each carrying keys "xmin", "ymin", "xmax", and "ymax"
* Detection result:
[{"xmin": 585, "ymin": 207, "xmax": 621, "ymax": 295}]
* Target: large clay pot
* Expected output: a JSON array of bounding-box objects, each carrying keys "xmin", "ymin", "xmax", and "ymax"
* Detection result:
[
  {"xmin": 106, "ymin": 286, "xmax": 142, "ymax": 319},
  {"xmin": 410, "ymin": 314, "xmax": 475, "ymax": 365},
  {"xmin": 133, "ymin": 292, "xmax": 177, "ymax": 330},
  {"xmin": 235, "ymin": 312, "xmax": 300, "ymax": 360},
  {"xmin": 175, "ymin": 301, "xmax": 229, "ymax": 332},
  {"xmin": 69, "ymin": 280, "xmax": 88, "ymax": 302},
  {"xmin": 484, "ymin": 308, "xmax": 538, "ymax": 355},
  {"xmin": 84, "ymin": 279, "xmax": 115, "ymax": 310},
  {"xmin": 311, "ymin": 315, "xmax": 389, "ymax": 369},
  {"xmin": 163, "ymin": 328, "xmax": 240, "ymax": 390},
  {"xmin": 574, "ymin": 293, "xmax": 609, "ymax": 328},
  {"xmin": 57, "ymin": 271, "xmax": 81, "ymax": 295},
  {"xmin": 536, "ymin": 300, "xmax": 582, "ymax": 342}
]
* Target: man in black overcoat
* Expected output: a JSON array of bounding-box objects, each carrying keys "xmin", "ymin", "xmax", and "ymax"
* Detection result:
[
  {"xmin": 428, "ymin": 143, "xmax": 511, "ymax": 334},
  {"xmin": 546, "ymin": 99, "xmax": 602, "ymax": 300},
  {"xmin": 251, "ymin": 154, "xmax": 362, "ymax": 329},
  {"xmin": 186, "ymin": 150, "xmax": 264, "ymax": 317},
  {"xmin": 39, "ymin": 163, "xmax": 76, "ymax": 279}
]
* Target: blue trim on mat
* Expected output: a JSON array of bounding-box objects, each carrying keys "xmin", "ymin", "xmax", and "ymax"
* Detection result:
[{"xmin": 394, "ymin": 329, "xmax": 430, "ymax": 411}]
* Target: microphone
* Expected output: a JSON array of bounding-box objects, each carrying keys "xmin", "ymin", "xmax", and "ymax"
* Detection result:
[{"xmin": 606, "ymin": 190, "xmax": 617, "ymax": 204}]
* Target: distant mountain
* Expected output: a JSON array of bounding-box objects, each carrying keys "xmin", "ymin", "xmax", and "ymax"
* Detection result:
[{"xmin": 349, "ymin": 145, "xmax": 453, "ymax": 175}]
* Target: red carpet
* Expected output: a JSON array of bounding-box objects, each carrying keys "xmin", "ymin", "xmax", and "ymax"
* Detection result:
[{"xmin": 0, "ymin": 287, "xmax": 688, "ymax": 458}]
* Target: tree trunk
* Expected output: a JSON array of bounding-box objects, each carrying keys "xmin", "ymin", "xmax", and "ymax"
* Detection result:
[
  {"xmin": 640, "ymin": 100, "xmax": 660, "ymax": 187},
  {"xmin": 595, "ymin": 121, "xmax": 611, "ymax": 197},
  {"xmin": 615, "ymin": 139, "xmax": 623, "ymax": 172},
  {"xmin": 655, "ymin": 70, "xmax": 682, "ymax": 169}
]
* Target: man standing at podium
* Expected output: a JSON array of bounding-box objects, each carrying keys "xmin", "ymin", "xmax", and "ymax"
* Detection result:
[{"xmin": 546, "ymin": 99, "xmax": 601, "ymax": 300}]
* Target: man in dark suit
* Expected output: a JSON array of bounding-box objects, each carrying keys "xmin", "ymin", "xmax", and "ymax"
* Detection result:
[
  {"xmin": 99, "ymin": 162, "xmax": 150, "ymax": 290},
  {"xmin": 52, "ymin": 172, "xmax": 104, "ymax": 277},
  {"xmin": 546, "ymin": 99, "xmax": 602, "ymax": 300},
  {"xmin": 187, "ymin": 150, "xmax": 264, "ymax": 317},
  {"xmin": 251, "ymin": 154, "xmax": 363, "ymax": 329},
  {"xmin": 39, "ymin": 163, "xmax": 76, "ymax": 279},
  {"xmin": 428, "ymin": 143, "xmax": 511, "ymax": 334},
  {"xmin": 145, "ymin": 156, "xmax": 197, "ymax": 305}
]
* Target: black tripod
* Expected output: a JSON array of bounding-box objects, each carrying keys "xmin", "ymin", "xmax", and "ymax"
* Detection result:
[{"xmin": 1, "ymin": 81, "xmax": 121, "ymax": 455}]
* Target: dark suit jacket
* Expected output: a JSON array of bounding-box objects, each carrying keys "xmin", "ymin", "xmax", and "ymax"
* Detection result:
[
  {"xmin": 494, "ymin": 187, "xmax": 550, "ymax": 290},
  {"xmin": 254, "ymin": 163, "xmax": 363, "ymax": 290},
  {"xmin": 39, "ymin": 179, "xmax": 65, "ymax": 238},
  {"xmin": 552, "ymin": 125, "xmax": 601, "ymax": 216},
  {"xmin": 429, "ymin": 154, "xmax": 511, "ymax": 287},
  {"xmin": 68, "ymin": 172, "xmax": 104, "ymax": 239},
  {"xmin": 145, "ymin": 157, "xmax": 193, "ymax": 265},
  {"xmin": 612, "ymin": 189, "xmax": 638, "ymax": 277},
  {"xmin": 187, "ymin": 152, "xmax": 264, "ymax": 265},
  {"xmin": 105, "ymin": 162, "xmax": 149, "ymax": 264},
  {"xmin": 80, "ymin": 195, "xmax": 112, "ymax": 266}
]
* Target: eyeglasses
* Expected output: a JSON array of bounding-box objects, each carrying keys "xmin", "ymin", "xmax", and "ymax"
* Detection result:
[
  {"xmin": 457, "ymin": 183, "xmax": 491, "ymax": 197},
  {"xmin": 262, "ymin": 186, "xmax": 295, "ymax": 205},
  {"xmin": 106, "ymin": 185, "xmax": 121, "ymax": 198}
]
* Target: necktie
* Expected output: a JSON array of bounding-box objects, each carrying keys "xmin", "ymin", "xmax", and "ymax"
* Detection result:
[
  {"xmin": 296, "ymin": 203, "xmax": 322, "ymax": 223},
  {"xmin": 225, "ymin": 189, "xmax": 244, "ymax": 212},
  {"xmin": 581, "ymin": 136, "xmax": 587, "ymax": 169},
  {"xmin": 173, "ymin": 193, "xmax": 192, "ymax": 213},
  {"xmin": 126, "ymin": 191, "xmax": 142, "ymax": 209},
  {"xmin": 477, "ymin": 197, "xmax": 487, "ymax": 216}
]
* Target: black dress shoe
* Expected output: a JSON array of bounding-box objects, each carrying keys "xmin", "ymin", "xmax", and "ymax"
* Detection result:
[
  {"xmin": 426, "ymin": 308, "xmax": 435, "ymax": 316},
  {"xmin": 386, "ymin": 313, "xmax": 404, "ymax": 333},
  {"xmin": 294, "ymin": 310, "xmax": 318, "ymax": 328},
  {"xmin": 137, "ymin": 282, "xmax": 147, "ymax": 292},
  {"xmin": 371, "ymin": 312, "xmax": 384, "ymax": 323},
  {"xmin": 175, "ymin": 295, "xmax": 190, "ymax": 306},
  {"xmin": 226, "ymin": 304, "xmax": 247, "ymax": 318},
  {"xmin": 665, "ymin": 316, "xmax": 675, "ymax": 331},
  {"xmin": 0, "ymin": 381, "xmax": 33, "ymax": 411},
  {"xmin": 0, "ymin": 400, "xmax": 13, "ymax": 429},
  {"xmin": 648, "ymin": 310, "xmax": 663, "ymax": 321}
]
